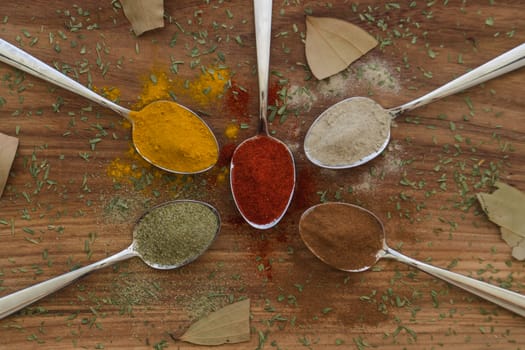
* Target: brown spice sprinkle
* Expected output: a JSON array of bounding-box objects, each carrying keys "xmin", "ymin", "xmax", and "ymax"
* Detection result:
[{"xmin": 299, "ymin": 202, "xmax": 384, "ymax": 271}]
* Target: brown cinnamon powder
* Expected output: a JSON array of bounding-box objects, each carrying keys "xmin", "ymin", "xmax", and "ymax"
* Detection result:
[{"xmin": 299, "ymin": 202, "xmax": 384, "ymax": 271}]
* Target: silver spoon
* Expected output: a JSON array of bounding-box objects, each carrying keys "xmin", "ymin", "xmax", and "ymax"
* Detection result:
[
  {"xmin": 299, "ymin": 202, "xmax": 525, "ymax": 318},
  {"xmin": 0, "ymin": 39, "xmax": 219, "ymax": 174},
  {"xmin": 304, "ymin": 43, "xmax": 525, "ymax": 169},
  {"xmin": 0, "ymin": 200, "xmax": 220, "ymax": 320},
  {"xmin": 229, "ymin": 0, "xmax": 295, "ymax": 229}
]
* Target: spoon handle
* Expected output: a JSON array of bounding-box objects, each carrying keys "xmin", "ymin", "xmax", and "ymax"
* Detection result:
[
  {"xmin": 384, "ymin": 247, "xmax": 525, "ymax": 317},
  {"xmin": 0, "ymin": 247, "xmax": 136, "ymax": 320},
  {"xmin": 254, "ymin": 0, "xmax": 272, "ymax": 135},
  {"xmin": 0, "ymin": 39, "xmax": 130, "ymax": 118},
  {"xmin": 389, "ymin": 43, "xmax": 525, "ymax": 116}
]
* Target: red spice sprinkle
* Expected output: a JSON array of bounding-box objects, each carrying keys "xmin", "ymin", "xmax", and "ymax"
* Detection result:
[
  {"xmin": 225, "ymin": 82, "xmax": 250, "ymax": 119},
  {"xmin": 267, "ymin": 80, "xmax": 281, "ymax": 107},
  {"xmin": 231, "ymin": 135, "xmax": 295, "ymax": 227},
  {"xmin": 216, "ymin": 142, "xmax": 237, "ymax": 168}
]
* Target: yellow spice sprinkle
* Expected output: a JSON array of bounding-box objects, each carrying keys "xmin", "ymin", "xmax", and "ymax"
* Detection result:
[{"xmin": 225, "ymin": 123, "xmax": 239, "ymax": 140}]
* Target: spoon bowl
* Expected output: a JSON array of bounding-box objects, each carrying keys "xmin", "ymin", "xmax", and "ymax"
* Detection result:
[
  {"xmin": 0, "ymin": 200, "xmax": 220, "ymax": 320},
  {"xmin": 230, "ymin": 0, "xmax": 295, "ymax": 229},
  {"xmin": 304, "ymin": 44, "xmax": 525, "ymax": 169},
  {"xmin": 130, "ymin": 100, "xmax": 219, "ymax": 174},
  {"xmin": 231, "ymin": 134, "xmax": 295, "ymax": 229},
  {"xmin": 299, "ymin": 202, "xmax": 525, "ymax": 318},
  {"xmin": 0, "ymin": 39, "xmax": 219, "ymax": 174}
]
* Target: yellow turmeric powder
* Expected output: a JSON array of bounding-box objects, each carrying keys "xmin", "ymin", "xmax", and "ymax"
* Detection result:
[
  {"xmin": 130, "ymin": 100, "xmax": 219, "ymax": 174},
  {"xmin": 134, "ymin": 71, "xmax": 172, "ymax": 109},
  {"xmin": 107, "ymin": 157, "xmax": 142, "ymax": 180},
  {"xmin": 107, "ymin": 145, "xmax": 162, "ymax": 183},
  {"xmin": 93, "ymin": 86, "xmax": 121, "ymax": 102},
  {"xmin": 173, "ymin": 67, "xmax": 230, "ymax": 107},
  {"xmin": 225, "ymin": 123, "xmax": 239, "ymax": 140}
]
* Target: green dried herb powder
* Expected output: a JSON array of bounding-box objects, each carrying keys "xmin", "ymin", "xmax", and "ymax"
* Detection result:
[{"xmin": 133, "ymin": 201, "xmax": 219, "ymax": 267}]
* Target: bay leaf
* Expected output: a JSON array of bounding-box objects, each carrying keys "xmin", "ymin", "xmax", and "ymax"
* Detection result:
[
  {"xmin": 120, "ymin": 0, "xmax": 164, "ymax": 36},
  {"xmin": 500, "ymin": 227, "xmax": 523, "ymax": 247},
  {"xmin": 305, "ymin": 16, "xmax": 378, "ymax": 80},
  {"xmin": 478, "ymin": 182, "xmax": 525, "ymax": 261},
  {"xmin": 0, "ymin": 132, "xmax": 19, "ymax": 198},
  {"xmin": 512, "ymin": 240, "xmax": 525, "ymax": 261},
  {"xmin": 477, "ymin": 181, "xmax": 525, "ymax": 237},
  {"xmin": 179, "ymin": 298, "xmax": 250, "ymax": 345}
]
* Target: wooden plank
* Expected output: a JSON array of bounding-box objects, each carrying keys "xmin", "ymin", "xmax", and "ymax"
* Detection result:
[{"xmin": 0, "ymin": 1, "xmax": 524, "ymax": 349}]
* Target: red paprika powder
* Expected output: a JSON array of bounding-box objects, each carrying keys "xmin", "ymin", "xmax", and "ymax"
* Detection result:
[
  {"xmin": 225, "ymin": 81, "xmax": 250, "ymax": 120},
  {"xmin": 230, "ymin": 135, "xmax": 295, "ymax": 228}
]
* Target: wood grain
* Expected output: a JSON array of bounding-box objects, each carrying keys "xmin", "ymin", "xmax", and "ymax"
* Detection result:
[{"xmin": 1, "ymin": 1, "xmax": 525, "ymax": 349}]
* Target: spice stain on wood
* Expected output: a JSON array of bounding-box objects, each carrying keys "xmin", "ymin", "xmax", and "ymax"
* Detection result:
[{"xmin": 225, "ymin": 81, "xmax": 251, "ymax": 121}]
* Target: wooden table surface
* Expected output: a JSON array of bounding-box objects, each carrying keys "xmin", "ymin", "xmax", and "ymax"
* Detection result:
[{"xmin": 1, "ymin": 1, "xmax": 524, "ymax": 349}]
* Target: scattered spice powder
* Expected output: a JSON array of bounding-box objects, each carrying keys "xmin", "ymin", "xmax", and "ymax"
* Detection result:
[
  {"xmin": 225, "ymin": 81, "xmax": 250, "ymax": 119},
  {"xmin": 214, "ymin": 167, "xmax": 229, "ymax": 185},
  {"xmin": 107, "ymin": 153, "xmax": 147, "ymax": 182},
  {"xmin": 133, "ymin": 201, "xmax": 219, "ymax": 267},
  {"xmin": 224, "ymin": 123, "xmax": 239, "ymax": 140},
  {"xmin": 299, "ymin": 202, "xmax": 384, "ymax": 271},
  {"xmin": 304, "ymin": 97, "xmax": 391, "ymax": 167},
  {"xmin": 105, "ymin": 145, "xmax": 196, "ymax": 194},
  {"xmin": 267, "ymin": 80, "xmax": 282, "ymax": 108},
  {"xmin": 217, "ymin": 143, "xmax": 236, "ymax": 168},
  {"xmin": 110, "ymin": 272, "xmax": 161, "ymax": 310},
  {"xmin": 230, "ymin": 135, "xmax": 294, "ymax": 227},
  {"xmin": 174, "ymin": 67, "xmax": 231, "ymax": 107},
  {"xmin": 93, "ymin": 85, "xmax": 121, "ymax": 102},
  {"xmin": 130, "ymin": 100, "xmax": 219, "ymax": 173},
  {"xmin": 107, "ymin": 67, "xmax": 233, "ymax": 177},
  {"xmin": 103, "ymin": 194, "xmax": 150, "ymax": 224},
  {"xmin": 134, "ymin": 70, "xmax": 173, "ymax": 109},
  {"xmin": 212, "ymin": 143, "xmax": 236, "ymax": 185}
]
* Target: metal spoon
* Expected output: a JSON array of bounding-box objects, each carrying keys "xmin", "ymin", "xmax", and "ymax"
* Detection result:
[
  {"xmin": 304, "ymin": 43, "xmax": 525, "ymax": 169},
  {"xmin": 229, "ymin": 0, "xmax": 295, "ymax": 229},
  {"xmin": 0, "ymin": 39, "xmax": 219, "ymax": 174},
  {"xmin": 299, "ymin": 202, "xmax": 525, "ymax": 318},
  {"xmin": 0, "ymin": 200, "xmax": 220, "ymax": 320}
]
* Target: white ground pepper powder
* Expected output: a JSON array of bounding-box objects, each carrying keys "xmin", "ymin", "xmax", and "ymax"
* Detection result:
[{"xmin": 304, "ymin": 97, "xmax": 391, "ymax": 167}]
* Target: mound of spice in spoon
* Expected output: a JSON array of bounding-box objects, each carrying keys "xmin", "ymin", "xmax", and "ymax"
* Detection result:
[
  {"xmin": 299, "ymin": 202, "xmax": 525, "ymax": 318},
  {"xmin": 304, "ymin": 44, "xmax": 525, "ymax": 169},
  {"xmin": 0, "ymin": 200, "xmax": 221, "ymax": 320},
  {"xmin": 0, "ymin": 39, "xmax": 219, "ymax": 174},
  {"xmin": 133, "ymin": 200, "xmax": 220, "ymax": 267},
  {"xmin": 229, "ymin": 0, "xmax": 295, "ymax": 229},
  {"xmin": 304, "ymin": 97, "xmax": 390, "ymax": 167},
  {"xmin": 130, "ymin": 101, "xmax": 218, "ymax": 174},
  {"xmin": 299, "ymin": 202, "xmax": 383, "ymax": 271},
  {"xmin": 231, "ymin": 135, "xmax": 294, "ymax": 227}
]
